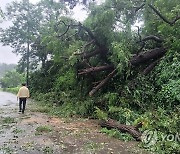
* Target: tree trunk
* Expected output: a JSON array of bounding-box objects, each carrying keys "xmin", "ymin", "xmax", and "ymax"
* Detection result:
[
  {"xmin": 130, "ymin": 48, "xmax": 166, "ymax": 66},
  {"xmin": 78, "ymin": 65, "xmax": 114, "ymax": 75},
  {"xmin": 89, "ymin": 69, "xmax": 116, "ymax": 96},
  {"xmin": 142, "ymin": 59, "xmax": 160, "ymax": 75},
  {"xmin": 100, "ymin": 119, "xmax": 142, "ymax": 141},
  {"xmin": 82, "ymin": 49, "xmax": 101, "ymax": 59}
]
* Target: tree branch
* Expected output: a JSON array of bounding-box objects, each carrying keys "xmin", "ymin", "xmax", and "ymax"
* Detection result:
[
  {"xmin": 78, "ymin": 65, "xmax": 114, "ymax": 75},
  {"xmin": 142, "ymin": 59, "xmax": 160, "ymax": 75},
  {"xmin": 130, "ymin": 48, "xmax": 166, "ymax": 66},
  {"xmin": 79, "ymin": 22, "xmax": 102, "ymax": 47},
  {"xmin": 58, "ymin": 25, "xmax": 70, "ymax": 38},
  {"xmin": 136, "ymin": 42, "xmax": 145, "ymax": 55},
  {"xmin": 89, "ymin": 69, "xmax": 117, "ymax": 96},
  {"xmin": 100, "ymin": 118, "xmax": 142, "ymax": 141},
  {"xmin": 134, "ymin": 3, "xmax": 145, "ymax": 13},
  {"xmin": 54, "ymin": 20, "xmax": 71, "ymax": 38},
  {"xmin": 149, "ymin": 4, "xmax": 180, "ymax": 26},
  {"xmin": 82, "ymin": 49, "xmax": 101, "ymax": 59},
  {"xmin": 55, "ymin": 21, "xmax": 103, "ymax": 48},
  {"xmin": 136, "ymin": 26, "xmax": 163, "ymax": 43},
  {"xmin": 65, "ymin": 31, "xmax": 79, "ymax": 41},
  {"xmin": 59, "ymin": 56, "xmax": 69, "ymax": 60},
  {"xmin": 82, "ymin": 40, "xmax": 95, "ymax": 52},
  {"xmin": 136, "ymin": 26, "xmax": 142, "ymax": 41},
  {"xmin": 141, "ymin": 35, "xmax": 163, "ymax": 43}
]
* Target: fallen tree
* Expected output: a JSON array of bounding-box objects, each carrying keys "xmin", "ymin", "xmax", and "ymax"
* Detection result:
[
  {"xmin": 52, "ymin": 2, "xmax": 178, "ymax": 97},
  {"xmin": 99, "ymin": 118, "xmax": 143, "ymax": 141},
  {"xmin": 89, "ymin": 69, "xmax": 117, "ymax": 96},
  {"xmin": 78, "ymin": 65, "xmax": 114, "ymax": 75},
  {"xmin": 54, "ymin": 11, "xmax": 168, "ymax": 97},
  {"xmin": 130, "ymin": 48, "xmax": 166, "ymax": 66},
  {"xmin": 82, "ymin": 49, "xmax": 101, "ymax": 59},
  {"xmin": 142, "ymin": 59, "xmax": 160, "ymax": 75},
  {"xmin": 86, "ymin": 47, "xmax": 167, "ymax": 96}
]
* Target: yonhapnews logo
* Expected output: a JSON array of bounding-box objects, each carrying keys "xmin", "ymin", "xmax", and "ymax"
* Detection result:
[
  {"xmin": 141, "ymin": 130, "xmax": 158, "ymax": 147},
  {"xmin": 141, "ymin": 130, "xmax": 180, "ymax": 147}
]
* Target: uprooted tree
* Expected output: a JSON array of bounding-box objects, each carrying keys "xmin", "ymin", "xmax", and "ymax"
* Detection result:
[
  {"xmin": 44, "ymin": 0, "xmax": 179, "ymax": 140},
  {"xmin": 54, "ymin": 1, "xmax": 179, "ymax": 97}
]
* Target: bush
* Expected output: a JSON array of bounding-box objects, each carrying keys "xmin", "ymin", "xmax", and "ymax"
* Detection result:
[
  {"xmin": 156, "ymin": 79, "xmax": 180, "ymax": 109},
  {"xmin": 0, "ymin": 71, "xmax": 25, "ymax": 88},
  {"xmin": 4, "ymin": 87, "xmax": 19, "ymax": 94}
]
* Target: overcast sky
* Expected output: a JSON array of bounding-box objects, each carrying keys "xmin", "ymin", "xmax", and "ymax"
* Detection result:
[{"xmin": 0, "ymin": 0, "xmax": 87, "ymax": 64}]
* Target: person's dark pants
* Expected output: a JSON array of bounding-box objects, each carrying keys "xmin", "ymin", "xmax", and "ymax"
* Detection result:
[{"xmin": 19, "ymin": 98, "xmax": 27, "ymax": 113}]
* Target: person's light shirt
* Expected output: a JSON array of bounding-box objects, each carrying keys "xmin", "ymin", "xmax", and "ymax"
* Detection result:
[{"xmin": 17, "ymin": 86, "xmax": 30, "ymax": 98}]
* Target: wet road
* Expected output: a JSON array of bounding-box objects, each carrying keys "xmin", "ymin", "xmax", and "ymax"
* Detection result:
[
  {"xmin": 0, "ymin": 91, "xmax": 17, "ymax": 107},
  {"xmin": 0, "ymin": 91, "xmax": 147, "ymax": 154}
]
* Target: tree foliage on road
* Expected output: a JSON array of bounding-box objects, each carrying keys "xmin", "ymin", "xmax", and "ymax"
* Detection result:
[{"xmin": 0, "ymin": 0, "xmax": 180, "ymax": 153}]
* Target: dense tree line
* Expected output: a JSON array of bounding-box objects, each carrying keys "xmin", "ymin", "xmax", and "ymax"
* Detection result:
[
  {"xmin": 0, "ymin": 63, "xmax": 16, "ymax": 78},
  {"xmin": 0, "ymin": 63, "xmax": 25, "ymax": 88},
  {"xmin": 0, "ymin": 0, "xmax": 179, "ymax": 153}
]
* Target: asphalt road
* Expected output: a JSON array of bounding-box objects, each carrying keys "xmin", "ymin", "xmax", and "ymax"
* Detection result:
[{"xmin": 0, "ymin": 91, "xmax": 17, "ymax": 107}]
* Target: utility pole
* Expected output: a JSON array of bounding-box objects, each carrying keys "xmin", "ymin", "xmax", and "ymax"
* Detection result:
[{"xmin": 26, "ymin": 0, "xmax": 30, "ymax": 86}]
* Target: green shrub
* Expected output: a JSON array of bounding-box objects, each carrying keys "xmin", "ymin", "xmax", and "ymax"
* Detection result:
[
  {"xmin": 35, "ymin": 125, "xmax": 52, "ymax": 135},
  {"xmin": 101, "ymin": 128, "xmax": 134, "ymax": 141},
  {"xmin": 4, "ymin": 87, "xmax": 19, "ymax": 94},
  {"xmin": 156, "ymin": 79, "xmax": 180, "ymax": 109}
]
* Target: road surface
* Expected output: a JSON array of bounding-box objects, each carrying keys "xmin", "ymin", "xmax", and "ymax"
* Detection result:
[{"xmin": 0, "ymin": 91, "xmax": 146, "ymax": 154}]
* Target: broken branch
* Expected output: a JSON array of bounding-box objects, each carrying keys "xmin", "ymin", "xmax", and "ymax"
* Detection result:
[
  {"xmin": 143, "ymin": 59, "xmax": 160, "ymax": 75},
  {"xmin": 82, "ymin": 40, "xmax": 95, "ymax": 52},
  {"xmin": 141, "ymin": 35, "xmax": 163, "ymax": 43},
  {"xmin": 79, "ymin": 23, "xmax": 102, "ymax": 47},
  {"xmin": 100, "ymin": 118, "xmax": 142, "ymax": 141},
  {"xmin": 89, "ymin": 69, "xmax": 116, "ymax": 96},
  {"xmin": 82, "ymin": 49, "xmax": 101, "ymax": 59},
  {"xmin": 130, "ymin": 48, "xmax": 166, "ymax": 66},
  {"xmin": 78, "ymin": 65, "xmax": 114, "ymax": 75}
]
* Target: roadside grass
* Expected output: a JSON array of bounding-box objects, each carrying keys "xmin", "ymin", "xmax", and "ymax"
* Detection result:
[
  {"xmin": 31, "ymin": 100, "xmax": 78, "ymax": 118},
  {"xmin": 0, "ymin": 146, "xmax": 13, "ymax": 154},
  {"xmin": 30, "ymin": 101, "xmax": 72, "ymax": 118},
  {"xmin": 101, "ymin": 128, "xmax": 134, "ymax": 141},
  {"xmin": 2, "ymin": 87, "xmax": 19, "ymax": 94},
  {"xmin": 12, "ymin": 128, "xmax": 23, "ymax": 134},
  {"xmin": 84, "ymin": 142, "xmax": 103, "ymax": 153},
  {"xmin": 35, "ymin": 125, "xmax": 52, "ymax": 135},
  {"xmin": 30, "ymin": 105, "xmax": 51, "ymax": 113},
  {"xmin": 30, "ymin": 101, "xmax": 51, "ymax": 113},
  {"xmin": 2, "ymin": 117, "xmax": 16, "ymax": 124}
]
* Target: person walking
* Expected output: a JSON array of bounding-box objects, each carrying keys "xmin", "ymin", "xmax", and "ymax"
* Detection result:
[{"xmin": 17, "ymin": 83, "xmax": 30, "ymax": 114}]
